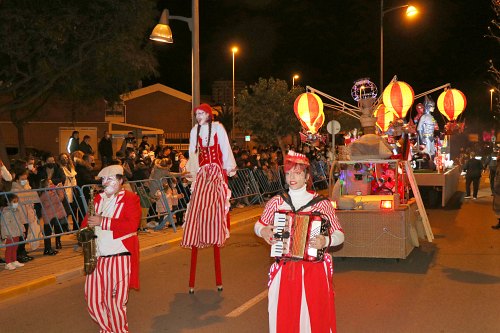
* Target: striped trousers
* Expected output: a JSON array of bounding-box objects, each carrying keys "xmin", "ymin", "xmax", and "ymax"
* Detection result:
[{"xmin": 85, "ymin": 255, "xmax": 131, "ymax": 333}]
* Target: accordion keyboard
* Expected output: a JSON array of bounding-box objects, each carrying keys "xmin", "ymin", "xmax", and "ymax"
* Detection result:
[{"xmin": 270, "ymin": 212, "xmax": 287, "ymax": 257}]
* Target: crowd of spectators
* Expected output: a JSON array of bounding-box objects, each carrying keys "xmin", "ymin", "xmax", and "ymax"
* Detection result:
[{"xmin": 0, "ymin": 130, "xmax": 334, "ymax": 269}]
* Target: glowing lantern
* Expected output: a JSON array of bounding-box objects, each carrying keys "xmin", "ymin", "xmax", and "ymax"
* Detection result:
[
  {"xmin": 382, "ymin": 81, "xmax": 415, "ymax": 118},
  {"xmin": 293, "ymin": 93, "xmax": 325, "ymax": 134},
  {"xmin": 374, "ymin": 103, "xmax": 395, "ymax": 132},
  {"xmin": 437, "ymin": 88, "xmax": 467, "ymax": 121}
]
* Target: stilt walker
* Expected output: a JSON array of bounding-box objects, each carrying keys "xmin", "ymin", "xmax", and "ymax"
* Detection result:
[{"xmin": 182, "ymin": 103, "xmax": 236, "ymax": 294}]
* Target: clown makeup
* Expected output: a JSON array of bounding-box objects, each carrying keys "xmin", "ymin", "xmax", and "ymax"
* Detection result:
[
  {"xmin": 102, "ymin": 175, "xmax": 122, "ymax": 197},
  {"xmin": 195, "ymin": 110, "xmax": 209, "ymax": 125},
  {"xmin": 285, "ymin": 165, "xmax": 309, "ymax": 190}
]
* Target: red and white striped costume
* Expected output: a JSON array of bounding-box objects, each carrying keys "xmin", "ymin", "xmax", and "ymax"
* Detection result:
[
  {"xmin": 255, "ymin": 186, "xmax": 344, "ymax": 333},
  {"xmin": 82, "ymin": 190, "xmax": 141, "ymax": 333},
  {"xmin": 182, "ymin": 122, "xmax": 235, "ymax": 248}
]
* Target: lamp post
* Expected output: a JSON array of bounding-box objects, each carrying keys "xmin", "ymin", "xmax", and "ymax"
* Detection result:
[
  {"xmin": 150, "ymin": 0, "xmax": 200, "ymax": 126},
  {"xmin": 292, "ymin": 74, "xmax": 299, "ymax": 87},
  {"xmin": 491, "ymin": 88, "xmax": 495, "ymax": 113},
  {"xmin": 380, "ymin": 0, "xmax": 418, "ymax": 91},
  {"xmin": 231, "ymin": 46, "xmax": 238, "ymax": 140}
]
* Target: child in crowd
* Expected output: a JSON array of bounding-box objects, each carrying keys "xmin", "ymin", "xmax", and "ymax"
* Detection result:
[
  {"xmin": 39, "ymin": 179, "xmax": 67, "ymax": 254},
  {"xmin": 153, "ymin": 181, "xmax": 184, "ymax": 227},
  {"xmin": 1, "ymin": 194, "xmax": 26, "ymax": 270}
]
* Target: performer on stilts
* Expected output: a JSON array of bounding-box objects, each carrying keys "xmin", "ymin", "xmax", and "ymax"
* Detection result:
[
  {"xmin": 255, "ymin": 151, "xmax": 344, "ymax": 333},
  {"xmin": 182, "ymin": 103, "xmax": 236, "ymax": 294},
  {"xmin": 81, "ymin": 165, "xmax": 141, "ymax": 333}
]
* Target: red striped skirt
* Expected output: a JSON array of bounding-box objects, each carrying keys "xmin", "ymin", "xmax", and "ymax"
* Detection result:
[{"xmin": 181, "ymin": 163, "xmax": 230, "ymax": 248}]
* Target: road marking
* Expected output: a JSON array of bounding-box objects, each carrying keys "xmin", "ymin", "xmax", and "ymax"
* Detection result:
[{"xmin": 226, "ymin": 289, "xmax": 268, "ymax": 318}]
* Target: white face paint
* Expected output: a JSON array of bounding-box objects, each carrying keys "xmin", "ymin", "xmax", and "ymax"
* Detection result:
[
  {"xmin": 102, "ymin": 176, "xmax": 121, "ymax": 196},
  {"xmin": 195, "ymin": 110, "xmax": 209, "ymax": 125},
  {"xmin": 285, "ymin": 166, "xmax": 308, "ymax": 190}
]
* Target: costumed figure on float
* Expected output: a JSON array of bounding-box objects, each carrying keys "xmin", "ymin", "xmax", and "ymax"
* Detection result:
[
  {"xmin": 81, "ymin": 165, "xmax": 141, "ymax": 333},
  {"xmin": 417, "ymin": 96, "xmax": 438, "ymax": 157},
  {"xmin": 182, "ymin": 103, "xmax": 236, "ymax": 294},
  {"xmin": 254, "ymin": 151, "xmax": 344, "ymax": 333}
]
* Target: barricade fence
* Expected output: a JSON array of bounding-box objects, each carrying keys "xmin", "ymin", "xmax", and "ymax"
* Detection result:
[{"xmin": 0, "ymin": 161, "xmax": 333, "ymax": 249}]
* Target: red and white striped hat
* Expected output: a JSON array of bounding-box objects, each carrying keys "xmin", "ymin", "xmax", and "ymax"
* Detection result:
[{"xmin": 285, "ymin": 150, "xmax": 310, "ymax": 170}]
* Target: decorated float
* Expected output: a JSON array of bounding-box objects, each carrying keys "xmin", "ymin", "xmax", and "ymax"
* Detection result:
[{"xmin": 294, "ymin": 76, "xmax": 466, "ymax": 259}]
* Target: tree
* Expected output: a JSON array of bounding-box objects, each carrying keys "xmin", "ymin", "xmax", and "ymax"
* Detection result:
[
  {"xmin": 0, "ymin": 0, "xmax": 158, "ymax": 159},
  {"xmin": 488, "ymin": 0, "xmax": 500, "ymax": 114},
  {"xmin": 237, "ymin": 77, "xmax": 303, "ymax": 152}
]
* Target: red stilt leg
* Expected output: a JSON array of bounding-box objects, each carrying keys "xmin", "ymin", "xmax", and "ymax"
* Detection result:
[
  {"xmin": 214, "ymin": 246, "xmax": 223, "ymax": 291},
  {"xmin": 188, "ymin": 247, "xmax": 198, "ymax": 294}
]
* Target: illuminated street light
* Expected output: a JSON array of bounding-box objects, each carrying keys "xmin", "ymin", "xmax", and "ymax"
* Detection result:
[
  {"xmin": 232, "ymin": 46, "xmax": 238, "ymax": 140},
  {"xmin": 491, "ymin": 88, "xmax": 495, "ymax": 113},
  {"xmin": 380, "ymin": 1, "xmax": 418, "ymax": 91},
  {"xmin": 150, "ymin": 1, "xmax": 200, "ymax": 126},
  {"xmin": 292, "ymin": 74, "xmax": 299, "ymax": 87}
]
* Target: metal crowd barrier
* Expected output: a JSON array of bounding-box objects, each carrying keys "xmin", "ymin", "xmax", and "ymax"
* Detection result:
[
  {"xmin": 228, "ymin": 169, "xmax": 263, "ymax": 206},
  {"xmin": 0, "ymin": 162, "xmax": 335, "ymax": 250},
  {"xmin": 0, "ymin": 185, "xmax": 86, "ymax": 249}
]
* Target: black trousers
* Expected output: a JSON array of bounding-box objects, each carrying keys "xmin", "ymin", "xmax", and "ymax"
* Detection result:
[
  {"xmin": 465, "ymin": 177, "xmax": 480, "ymax": 197},
  {"xmin": 489, "ymin": 168, "xmax": 496, "ymax": 193}
]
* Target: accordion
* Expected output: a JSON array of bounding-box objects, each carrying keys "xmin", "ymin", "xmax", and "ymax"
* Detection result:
[{"xmin": 270, "ymin": 211, "xmax": 329, "ymax": 261}]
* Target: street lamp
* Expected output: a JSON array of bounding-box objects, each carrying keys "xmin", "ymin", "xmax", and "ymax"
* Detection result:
[
  {"xmin": 292, "ymin": 74, "xmax": 299, "ymax": 87},
  {"xmin": 491, "ymin": 88, "xmax": 495, "ymax": 113},
  {"xmin": 231, "ymin": 46, "xmax": 238, "ymax": 140},
  {"xmin": 150, "ymin": 1, "xmax": 200, "ymax": 126},
  {"xmin": 380, "ymin": 0, "xmax": 418, "ymax": 91}
]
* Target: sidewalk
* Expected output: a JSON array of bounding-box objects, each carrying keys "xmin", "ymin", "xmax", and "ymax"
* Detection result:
[{"xmin": 0, "ymin": 205, "xmax": 264, "ymax": 302}]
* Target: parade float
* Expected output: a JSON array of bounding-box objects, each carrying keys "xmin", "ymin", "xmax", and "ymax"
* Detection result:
[{"xmin": 294, "ymin": 76, "xmax": 466, "ymax": 259}]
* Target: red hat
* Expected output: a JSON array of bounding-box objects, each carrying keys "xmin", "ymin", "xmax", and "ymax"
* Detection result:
[
  {"xmin": 194, "ymin": 103, "xmax": 213, "ymax": 119},
  {"xmin": 284, "ymin": 151, "xmax": 310, "ymax": 172}
]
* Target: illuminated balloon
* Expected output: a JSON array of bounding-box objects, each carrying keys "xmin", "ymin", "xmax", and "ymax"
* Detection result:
[
  {"xmin": 373, "ymin": 103, "xmax": 395, "ymax": 132},
  {"xmin": 437, "ymin": 88, "xmax": 467, "ymax": 121},
  {"xmin": 382, "ymin": 81, "xmax": 415, "ymax": 118},
  {"xmin": 293, "ymin": 93, "xmax": 325, "ymax": 134}
]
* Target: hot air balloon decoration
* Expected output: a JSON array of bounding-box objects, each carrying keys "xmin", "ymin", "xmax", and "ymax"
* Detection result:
[
  {"xmin": 382, "ymin": 80, "xmax": 415, "ymax": 119},
  {"xmin": 373, "ymin": 103, "xmax": 395, "ymax": 133},
  {"xmin": 437, "ymin": 88, "xmax": 467, "ymax": 134},
  {"xmin": 294, "ymin": 92, "xmax": 325, "ymax": 134}
]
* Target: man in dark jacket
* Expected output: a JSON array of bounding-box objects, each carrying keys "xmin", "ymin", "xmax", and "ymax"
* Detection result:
[
  {"xmin": 483, "ymin": 150, "xmax": 498, "ymax": 195},
  {"xmin": 78, "ymin": 135, "xmax": 94, "ymax": 155},
  {"xmin": 98, "ymin": 130, "xmax": 113, "ymax": 167},
  {"xmin": 463, "ymin": 151, "xmax": 483, "ymax": 199}
]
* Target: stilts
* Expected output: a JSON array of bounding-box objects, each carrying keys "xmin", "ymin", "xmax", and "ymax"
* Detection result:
[{"xmin": 188, "ymin": 246, "xmax": 223, "ymax": 293}]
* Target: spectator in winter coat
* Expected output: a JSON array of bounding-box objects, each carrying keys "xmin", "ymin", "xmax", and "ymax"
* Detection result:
[
  {"xmin": 462, "ymin": 151, "xmax": 483, "ymax": 199},
  {"xmin": 78, "ymin": 135, "xmax": 94, "ymax": 155},
  {"xmin": 67, "ymin": 131, "xmax": 80, "ymax": 154},
  {"xmin": 98, "ymin": 130, "xmax": 113, "ymax": 167},
  {"xmin": 1, "ymin": 194, "xmax": 27, "ymax": 270}
]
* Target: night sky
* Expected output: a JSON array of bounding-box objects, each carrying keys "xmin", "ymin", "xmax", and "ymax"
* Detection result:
[{"xmin": 148, "ymin": 0, "xmax": 498, "ymax": 129}]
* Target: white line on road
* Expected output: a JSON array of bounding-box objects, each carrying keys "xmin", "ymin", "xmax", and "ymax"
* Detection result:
[{"xmin": 225, "ymin": 289, "xmax": 268, "ymax": 318}]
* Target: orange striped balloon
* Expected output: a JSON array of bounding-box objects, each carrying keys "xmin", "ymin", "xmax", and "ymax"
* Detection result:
[
  {"xmin": 437, "ymin": 89, "xmax": 467, "ymax": 121},
  {"xmin": 293, "ymin": 93, "xmax": 325, "ymax": 134},
  {"xmin": 382, "ymin": 81, "xmax": 414, "ymax": 119},
  {"xmin": 373, "ymin": 103, "xmax": 395, "ymax": 132}
]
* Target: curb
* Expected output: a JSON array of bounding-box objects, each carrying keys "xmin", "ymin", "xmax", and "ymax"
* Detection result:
[
  {"xmin": 0, "ymin": 211, "xmax": 262, "ymax": 302},
  {"xmin": 0, "ymin": 275, "xmax": 57, "ymax": 301}
]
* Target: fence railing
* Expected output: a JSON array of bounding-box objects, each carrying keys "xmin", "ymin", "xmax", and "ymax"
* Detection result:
[{"xmin": 0, "ymin": 160, "xmax": 331, "ymax": 249}]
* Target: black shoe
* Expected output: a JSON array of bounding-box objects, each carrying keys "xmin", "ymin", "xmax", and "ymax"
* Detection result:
[
  {"xmin": 43, "ymin": 249, "xmax": 58, "ymax": 256},
  {"xmin": 492, "ymin": 224, "xmax": 500, "ymax": 230},
  {"xmin": 25, "ymin": 255, "xmax": 34, "ymax": 261},
  {"xmin": 0, "ymin": 258, "xmax": 5, "ymax": 264},
  {"xmin": 55, "ymin": 241, "xmax": 62, "ymax": 249},
  {"xmin": 17, "ymin": 256, "xmax": 30, "ymax": 263}
]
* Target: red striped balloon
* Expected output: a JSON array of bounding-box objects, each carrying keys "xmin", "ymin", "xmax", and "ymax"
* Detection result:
[
  {"xmin": 382, "ymin": 81, "xmax": 415, "ymax": 118},
  {"xmin": 373, "ymin": 103, "xmax": 395, "ymax": 132},
  {"xmin": 437, "ymin": 89, "xmax": 467, "ymax": 121},
  {"xmin": 293, "ymin": 93, "xmax": 325, "ymax": 134}
]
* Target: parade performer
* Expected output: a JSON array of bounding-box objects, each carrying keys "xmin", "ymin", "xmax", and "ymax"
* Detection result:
[
  {"xmin": 255, "ymin": 151, "xmax": 344, "ymax": 333},
  {"xmin": 182, "ymin": 103, "xmax": 236, "ymax": 293},
  {"xmin": 417, "ymin": 96, "xmax": 438, "ymax": 157},
  {"xmin": 81, "ymin": 165, "xmax": 141, "ymax": 333}
]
